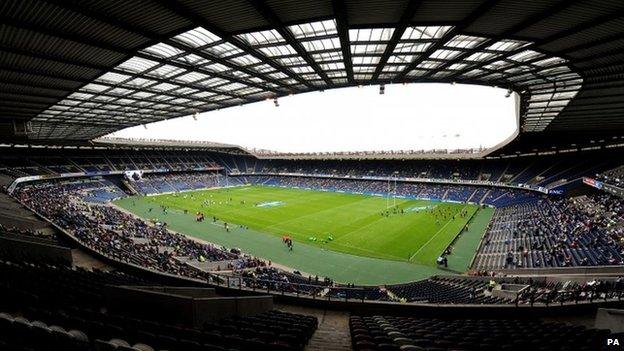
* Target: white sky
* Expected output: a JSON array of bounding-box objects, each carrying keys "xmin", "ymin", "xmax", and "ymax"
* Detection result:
[{"xmin": 107, "ymin": 83, "xmax": 518, "ymax": 153}]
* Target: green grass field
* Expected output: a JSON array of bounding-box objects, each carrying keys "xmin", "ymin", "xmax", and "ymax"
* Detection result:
[
  {"xmin": 115, "ymin": 184, "xmax": 493, "ymax": 284},
  {"xmin": 116, "ymin": 185, "xmax": 479, "ymax": 265}
]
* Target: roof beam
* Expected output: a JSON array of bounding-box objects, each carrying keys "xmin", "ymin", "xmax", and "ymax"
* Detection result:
[
  {"xmin": 1, "ymin": 15, "xmax": 279, "ymax": 97},
  {"xmin": 132, "ymin": 52, "xmax": 274, "ymax": 94},
  {"xmin": 552, "ymin": 111, "xmax": 624, "ymax": 118},
  {"xmin": 331, "ymin": 0, "xmax": 355, "ymax": 84},
  {"xmin": 32, "ymin": 117, "xmax": 152, "ymax": 128},
  {"xmin": 0, "ymin": 45, "xmax": 110, "ymax": 72},
  {"xmin": 7, "ymin": 57, "xmax": 246, "ymax": 104},
  {"xmin": 0, "ymin": 16, "xmax": 133, "ymax": 56},
  {"xmin": 162, "ymin": 39, "xmax": 284, "ymax": 92},
  {"xmin": 559, "ymin": 33, "xmax": 624, "ymax": 59},
  {"xmin": 370, "ymin": 1, "xmax": 425, "ymax": 80},
  {"xmin": 563, "ymin": 102, "xmax": 624, "ymax": 111},
  {"xmin": 40, "ymin": 0, "xmax": 284, "ymax": 106},
  {"xmin": 569, "ymin": 47, "xmax": 624, "ymax": 66},
  {"xmin": 40, "ymin": 0, "xmax": 179, "ymax": 43},
  {"xmin": 396, "ymin": 0, "xmax": 501, "ymax": 80},
  {"xmin": 0, "ymin": 13, "xmax": 199, "ymax": 130},
  {"xmin": 107, "ymin": 68, "xmax": 245, "ymax": 102},
  {"xmin": 247, "ymin": 0, "xmax": 332, "ymax": 85},
  {"xmin": 0, "ymin": 76, "xmax": 219, "ymax": 116},
  {"xmin": 0, "ymin": 102, "xmax": 48, "ymax": 111},
  {"xmin": 425, "ymin": 0, "xmax": 580, "ymax": 80},
  {"xmin": 35, "ymin": 114, "xmax": 171, "ymax": 127},
  {"xmin": 0, "ymin": 10, "xmax": 276, "ymax": 103},
  {"xmin": 154, "ymin": 0, "xmax": 313, "ymax": 90},
  {"xmin": 0, "ymin": 92, "xmax": 58, "ymax": 104},
  {"xmin": 0, "ymin": 92, "xmax": 184, "ymax": 116},
  {"xmin": 0, "ymin": 66, "xmax": 228, "ymax": 109},
  {"xmin": 450, "ymin": 9, "xmax": 624, "ymax": 82}
]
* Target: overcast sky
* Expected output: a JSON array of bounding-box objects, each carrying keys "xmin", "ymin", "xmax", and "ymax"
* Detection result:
[{"xmin": 108, "ymin": 83, "xmax": 518, "ymax": 153}]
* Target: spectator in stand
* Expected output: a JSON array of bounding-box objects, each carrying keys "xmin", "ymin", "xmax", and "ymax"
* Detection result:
[
  {"xmin": 474, "ymin": 192, "xmax": 623, "ymax": 269},
  {"xmin": 13, "ymin": 181, "xmax": 258, "ymax": 280}
]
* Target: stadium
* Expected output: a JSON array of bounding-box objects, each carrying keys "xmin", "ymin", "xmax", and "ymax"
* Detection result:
[{"xmin": 1, "ymin": 0, "xmax": 624, "ymax": 350}]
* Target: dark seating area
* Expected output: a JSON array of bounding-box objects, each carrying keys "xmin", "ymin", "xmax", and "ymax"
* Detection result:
[
  {"xmin": 387, "ymin": 276, "xmax": 507, "ymax": 304},
  {"xmin": 597, "ymin": 165, "xmax": 624, "ymax": 188},
  {"xmin": 0, "ymin": 192, "xmax": 58, "ymax": 240},
  {"xmin": 231, "ymin": 266, "xmax": 624, "ymax": 305},
  {"xmin": 349, "ymin": 315, "xmax": 617, "ymax": 351},
  {"xmin": 1, "ymin": 311, "xmax": 92, "ymax": 351},
  {"xmin": 0, "ymin": 224, "xmax": 61, "ymax": 246},
  {"xmin": 0, "ymin": 254, "xmax": 317, "ymax": 351},
  {"xmin": 1, "ymin": 306, "xmax": 317, "ymax": 351}
]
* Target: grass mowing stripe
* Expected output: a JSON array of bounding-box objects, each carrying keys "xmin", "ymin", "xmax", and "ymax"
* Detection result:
[
  {"xmin": 408, "ymin": 205, "xmax": 465, "ymax": 261},
  {"xmin": 263, "ymin": 195, "xmax": 373, "ymax": 231},
  {"xmin": 446, "ymin": 207, "xmax": 494, "ymax": 272}
]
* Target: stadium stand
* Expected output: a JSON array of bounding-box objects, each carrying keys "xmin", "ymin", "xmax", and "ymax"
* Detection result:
[
  {"xmin": 598, "ymin": 165, "xmax": 624, "ymax": 188},
  {"xmin": 1, "ymin": 149, "xmax": 618, "ymax": 190},
  {"xmin": 0, "ymin": 223, "xmax": 59, "ymax": 245},
  {"xmin": 253, "ymin": 157, "xmax": 619, "ymax": 189},
  {"xmin": 0, "ymin": 252, "xmax": 317, "ymax": 351},
  {"xmin": 386, "ymin": 276, "xmax": 507, "ymax": 304},
  {"xmin": 13, "ymin": 180, "xmax": 253, "ymax": 280},
  {"xmin": 474, "ymin": 193, "xmax": 624, "ymax": 269},
  {"xmin": 241, "ymin": 175, "xmax": 541, "ymax": 206},
  {"xmin": 229, "ymin": 267, "xmax": 624, "ymax": 305},
  {"xmin": 4, "ymin": 161, "xmax": 622, "ymax": 279},
  {"xmin": 348, "ymin": 315, "xmax": 615, "ymax": 351},
  {"xmin": 131, "ymin": 173, "xmax": 233, "ymax": 195},
  {"xmin": 5, "ymin": 168, "xmax": 622, "ymax": 311}
]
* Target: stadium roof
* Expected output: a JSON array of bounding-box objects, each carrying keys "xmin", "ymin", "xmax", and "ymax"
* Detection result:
[{"xmin": 1, "ymin": 0, "xmax": 623, "ymax": 154}]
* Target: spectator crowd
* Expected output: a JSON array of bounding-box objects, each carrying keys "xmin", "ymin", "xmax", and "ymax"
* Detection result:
[
  {"xmin": 475, "ymin": 193, "xmax": 624, "ymax": 269},
  {"xmin": 14, "ymin": 181, "xmax": 247, "ymax": 280}
]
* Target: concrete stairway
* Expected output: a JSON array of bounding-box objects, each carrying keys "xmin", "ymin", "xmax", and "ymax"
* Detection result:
[
  {"xmin": 275, "ymin": 304, "xmax": 352, "ymax": 351},
  {"xmin": 305, "ymin": 316, "xmax": 352, "ymax": 351}
]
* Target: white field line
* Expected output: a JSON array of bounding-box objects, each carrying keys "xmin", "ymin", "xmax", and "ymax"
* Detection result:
[
  {"xmin": 333, "ymin": 201, "xmax": 411, "ymax": 244},
  {"xmin": 408, "ymin": 206, "xmax": 467, "ymax": 261}
]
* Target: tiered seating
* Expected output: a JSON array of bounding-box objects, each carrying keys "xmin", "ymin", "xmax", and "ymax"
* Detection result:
[
  {"xmin": 513, "ymin": 278, "xmax": 624, "ymax": 305},
  {"xmin": 4, "ymin": 307, "xmax": 316, "ymax": 351},
  {"xmin": 327, "ymin": 285, "xmax": 390, "ymax": 301},
  {"xmin": 474, "ymin": 193, "xmax": 624, "ymax": 269},
  {"xmin": 349, "ymin": 315, "xmax": 614, "ymax": 351},
  {"xmin": 241, "ymin": 267, "xmax": 329, "ymax": 295},
  {"xmin": 597, "ymin": 165, "xmax": 624, "ymax": 187},
  {"xmin": 0, "ymin": 256, "xmax": 317, "ymax": 351},
  {"xmin": 81, "ymin": 181, "xmax": 127, "ymax": 203},
  {"xmin": 0, "ymin": 312, "xmax": 92, "ymax": 351},
  {"xmin": 387, "ymin": 276, "xmax": 507, "ymax": 304},
  {"xmin": 237, "ymin": 268, "xmax": 624, "ymax": 305},
  {"xmin": 132, "ymin": 173, "xmax": 224, "ymax": 195},
  {"xmin": 0, "ymin": 224, "xmax": 59, "ymax": 245},
  {"xmin": 256, "ymin": 158, "xmax": 618, "ymax": 188},
  {"xmin": 14, "ymin": 181, "xmax": 245, "ymax": 280},
  {"xmin": 243, "ymin": 175, "xmax": 541, "ymax": 206}
]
